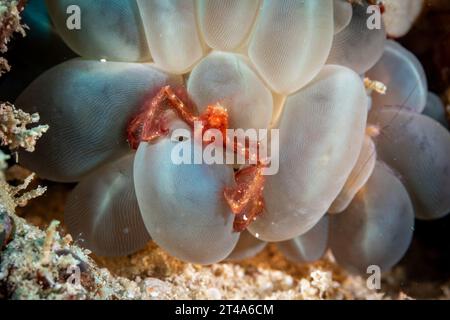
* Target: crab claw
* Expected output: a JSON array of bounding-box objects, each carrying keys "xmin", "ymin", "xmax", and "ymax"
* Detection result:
[{"xmin": 224, "ymin": 165, "xmax": 266, "ymax": 232}]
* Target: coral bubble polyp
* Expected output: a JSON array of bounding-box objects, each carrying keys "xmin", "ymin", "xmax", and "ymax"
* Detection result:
[{"xmin": 15, "ymin": 0, "xmax": 450, "ymax": 274}]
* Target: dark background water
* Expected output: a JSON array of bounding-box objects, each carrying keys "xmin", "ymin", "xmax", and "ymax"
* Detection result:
[{"xmin": 396, "ymin": 2, "xmax": 450, "ymax": 297}]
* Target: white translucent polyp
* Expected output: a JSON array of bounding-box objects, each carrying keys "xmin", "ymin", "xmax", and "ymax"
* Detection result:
[
  {"xmin": 133, "ymin": 128, "xmax": 239, "ymax": 265},
  {"xmin": 226, "ymin": 231, "xmax": 267, "ymax": 261},
  {"xmin": 188, "ymin": 52, "xmax": 273, "ymax": 132},
  {"xmin": 277, "ymin": 215, "xmax": 329, "ymax": 263},
  {"xmin": 197, "ymin": 0, "xmax": 260, "ymax": 51},
  {"xmin": 333, "ymin": 0, "xmax": 352, "ymax": 34},
  {"xmin": 369, "ymin": 108, "xmax": 450, "ymax": 220},
  {"xmin": 329, "ymin": 162, "xmax": 415, "ymax": 275},
  {"xmin": 136, "ymin": 0, "xmax": 204, "ymax": 74},
  {"xmin": 248, "ymin": 0, "xmax": 333, "ymax": 94},
  {"xmin": 329, "ymin": 136, "xmax": 377, "ymax": 214},
  {"xmin": 327, "ymin": 1, "xmax": 386, "ymax": 75},
  {"xmin": 382, "ymin": 0, "xmax": 424, "ymax": 38},
  {"xmin": 367, "ymin": 40, "xmax": 428, "ymax": 113},
  {"xmin": 46, "ymin": 0, "xmax": 150, "ymax": 62},
  {"xmin": 65, "ymin": 153, "xmax": 150, "ymax": 257},
  {"xmin": 248, "ymin": 65, "xmax": 368, "ymax": 242},
  {"xmin": 423, "ymin": 92, "xmax": 448, "ymax": 129},
  {"xmin": 15, "ymin": 59, "xmax": 181, "ymax": 182}
]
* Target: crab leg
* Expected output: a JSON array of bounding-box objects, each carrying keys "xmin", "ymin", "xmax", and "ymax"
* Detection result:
[{"xmin": 127, "ymin": 86, "xmax": 267, "ymax": 231}]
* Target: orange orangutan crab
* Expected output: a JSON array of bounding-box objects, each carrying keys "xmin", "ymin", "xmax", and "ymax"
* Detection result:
[{"xmin": 127, "ymin": 86, "xmax": 266, "ymax": 232}]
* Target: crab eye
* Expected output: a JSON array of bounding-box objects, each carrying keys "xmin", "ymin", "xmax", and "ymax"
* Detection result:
[
  {"xmin": 170, "ymin": 128, "xmax": 191, "ymax": 143},
  {"xmin": 176, "ymin": 136, "xmax": 188, "ymax": 143}
]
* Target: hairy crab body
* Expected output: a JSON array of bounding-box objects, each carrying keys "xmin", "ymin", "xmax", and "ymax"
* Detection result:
[{"xmin": 127, "ymin": 85, "xmax": 267, "ymax": 233}]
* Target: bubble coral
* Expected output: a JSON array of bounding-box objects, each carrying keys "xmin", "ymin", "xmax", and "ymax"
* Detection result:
[{"xmin": 14, "ymin": 0, "xmax": 450, "ymax": 274}]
